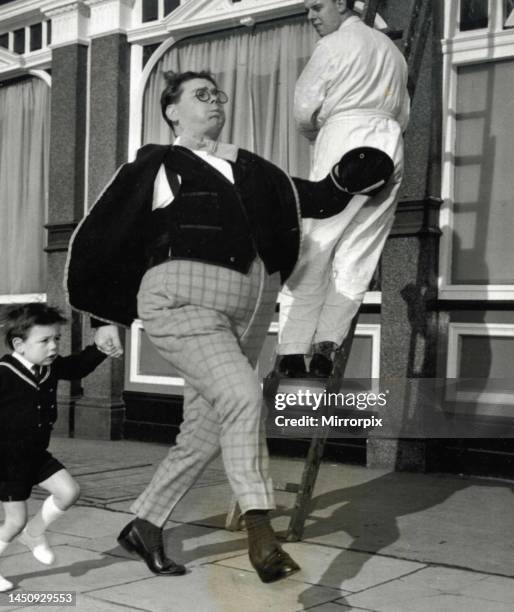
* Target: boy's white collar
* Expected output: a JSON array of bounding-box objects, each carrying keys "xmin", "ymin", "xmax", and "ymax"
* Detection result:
[{"xmin": 12, "ymin": 351, "xmax": 37, "ymax": 372}]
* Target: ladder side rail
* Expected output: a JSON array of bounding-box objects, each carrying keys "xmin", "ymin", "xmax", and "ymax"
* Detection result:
[
  {"xmin": 362, "ymin": 0, "xmax": 382, "ymax": 28},
  {"xmin": 285, "ymin": 314, "xmax": 360, "ymax": 541},
  {"xmin": 404, "ymin": 0, "xmax": 432, "ymax": 99}
]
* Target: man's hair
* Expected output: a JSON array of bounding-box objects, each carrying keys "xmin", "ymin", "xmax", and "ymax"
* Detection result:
[
  {"xmin": 2, "ymin": 303, "xmax": 67, "ymax": 349},
  {"xmin": 160, "ymin": 70, "xmax": 218, "ymax": 133}
]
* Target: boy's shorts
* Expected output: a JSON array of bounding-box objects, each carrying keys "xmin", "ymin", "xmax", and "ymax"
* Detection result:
[{"xmin": 0, "ymin": 448, "xmax": 65, "ymax": 502}]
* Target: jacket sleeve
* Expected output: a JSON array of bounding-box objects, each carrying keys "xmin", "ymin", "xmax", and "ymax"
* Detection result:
[
  {"xmin": 65, "ymin": 145, "xmax": 168, "ymax": 328},
  {"xmin": 294, "ymin": 145, "xmax": 395, "ymax": 218},
  {"xmin": 53, "ymin": 345, "xmax": 107, "ymax": 381},
  {"xmin": 293, "ymin": 175, "xmax": 352, "ymax": 219}
]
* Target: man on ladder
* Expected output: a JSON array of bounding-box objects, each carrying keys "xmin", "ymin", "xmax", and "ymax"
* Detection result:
[
  {"xmin": 228, "ymin": 0, "xmax": 430, "ymax": 541},
  {"xmin": 277, "ymin": 0, "xmax": 410, "ymax": 379}
]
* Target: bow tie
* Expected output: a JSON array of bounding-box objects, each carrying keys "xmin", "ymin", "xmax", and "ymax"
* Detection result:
[{"xmin": 176, "ymin": 136, "xmax": 239, "ymax": 163}]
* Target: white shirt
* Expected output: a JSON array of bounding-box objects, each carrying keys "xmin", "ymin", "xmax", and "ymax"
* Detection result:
[
  {"xmin": 152, "ymin": 137, "xmax": 235, "ymax": 210},
  {"xmin": 12, "ymin": 352, "xmax": 37, "ymax": 372},
  {"xmin": 294, "ymin": 15, "xmax": 410, "ymax": 134}
]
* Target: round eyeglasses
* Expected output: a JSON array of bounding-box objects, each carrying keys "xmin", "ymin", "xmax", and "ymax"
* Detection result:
[{"xmin": 194, "ymin": 87, "xmax": 229, "ymax": 104}]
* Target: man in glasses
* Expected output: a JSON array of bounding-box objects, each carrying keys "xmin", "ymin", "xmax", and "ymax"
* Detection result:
[{"xmin": 66, "ymin": 70, "xmax": 394, "ymax": 583}]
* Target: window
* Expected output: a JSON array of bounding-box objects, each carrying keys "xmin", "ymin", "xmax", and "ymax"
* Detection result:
[
  {"xmin": 30, "ymin": 22, "xmax": 42, "ymax": 52},
  {"xmin": 505, "ymin": 0, "xmax": 514, "ymax": 28},
  {"xmin": 459, "ymin": 0, "xmax": 488, "ymax": 31},
  {"xmin": 164, "ymin": 0, "xmax": 180, "ymax": 16},
  {"xmin": 440, "ymin": 1, "xmax": 514, "ymax": 299},
  {"xmin": 13, "ymin": 28, "xmax": 25, "ymax": 54},
  {"xmin": 451, "ymin": 60, "xmax": 514, "ymax": 285},
  {"xmin": 0, "ymin": 77, "xmax": 50, "ymax": 297},
  {"xmin": 142, "ymin": 0, "xmax": 159, "ymax": 23}
]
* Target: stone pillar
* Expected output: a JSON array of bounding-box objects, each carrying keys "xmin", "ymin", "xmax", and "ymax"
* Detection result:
[
  {"xmin": 367, "ymin": 0, "xmax": 444, "ymax": 470},
  {"xmin": 368, "ymin": 198, "xmax": 441, "ymax": 470},
  {"xmin": 73, "ymin": 0, "xmax": 133, "ymax": 439},
  {"xmin": 42, "ymin": 0, "xmax": 90, "ymax": 436}
]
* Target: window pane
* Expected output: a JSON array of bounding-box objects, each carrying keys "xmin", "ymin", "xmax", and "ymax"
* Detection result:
[
  {"xmin": 505, "ymin": 0, "xmax": 514, "ymax": 28},
  {"xmin": 142, "ymin": 0, "xmax": 159, "ymax": 22},
  {"xmin": 47, "ymin": 20, "xmax": 51, "ymax": 45},
  {"xmin": 452, "ymin": 60, "xmax": 514, "ymax": 285},
  {"xmin": 0, "ymin": 78, "xmax": 50, "ymax": 293},
  {"xmin": 0, "ymin": 33, "xmax": 8, "ymax": 49},
  {"xmin": 164, "ymin": 0, "xmax": 180, "ymax": 16},
  {"xmin": 459, "ymin": 336, "xmax": 514, "ymax": 377},
  {"xmin": 13, "ymin": 28, "xmax": 25, "ymax": 53},
  {"xmin": 30, "ymin": 22, "xmax": 42, "ymax": 51},
  {"xmin": 143, "ymin": 43, "xmax": 159, "ymax": 67},
  {"xmin": 460, "ymin": 0, "xmax": 488, "ymax": 31}
]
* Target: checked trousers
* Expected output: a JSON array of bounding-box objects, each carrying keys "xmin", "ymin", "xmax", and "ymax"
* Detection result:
[{"xmin": 131, "ymin": 258, "xmax": 280, "ymax": 526}]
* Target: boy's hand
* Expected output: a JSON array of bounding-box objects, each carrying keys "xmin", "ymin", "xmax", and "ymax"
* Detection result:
[{"xmin": 95, "ymin": 325, "xmax": 123, "ymax": 358}]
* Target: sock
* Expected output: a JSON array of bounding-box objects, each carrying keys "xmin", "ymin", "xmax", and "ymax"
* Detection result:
[
  {"xmin": 25, "ymin": 496, "xmax": 65, "ymax": 537},
  {"xmin": 0, "ymin": 539, "xmax": 13, "ymax": 592},
  {"xmin": 312, "ymin": 341, "xmax": 337, "ymax": 359},
  {"xmin": 244, "ymin": 511, "xmax": 279, "ymax": 559}
]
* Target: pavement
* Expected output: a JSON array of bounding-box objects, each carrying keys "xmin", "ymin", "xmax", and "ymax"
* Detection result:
[{"xmin": 0, "ymin": 436, "xmax": 513, "ymax": 612}]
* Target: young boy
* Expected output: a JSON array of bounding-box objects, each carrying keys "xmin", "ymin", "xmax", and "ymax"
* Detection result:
[{"xmin": 0, "ymin": 303, "xmax": 109, "ymax": 592}]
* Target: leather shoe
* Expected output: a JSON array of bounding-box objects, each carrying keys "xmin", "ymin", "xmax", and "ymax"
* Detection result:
[
  {"xmin": 117, "ymin": 520, "xmax": 186, "ymax": 576},
  {"xmin": 278, "ymin": 354, "xmax": 307, "ymax": 378},
  {"xmin": 309, "ymin": 353, "xmax": 333, "ymax": 378},
  {"xmin": 249, "ymin": 544, "xmax": 301, "ymax": 583}
]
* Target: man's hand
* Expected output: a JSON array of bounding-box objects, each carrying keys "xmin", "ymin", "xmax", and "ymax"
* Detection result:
[{"xmin": 94, "ymin": 325, "xmax": 123, "ymax": 358}]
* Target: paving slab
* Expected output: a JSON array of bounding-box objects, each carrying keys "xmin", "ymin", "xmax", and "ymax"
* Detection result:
[
  {"xmin": 43, "ymin": 507, "xmax": 132, "ymax": 540},
  {"xmin": 0, "ymin": 534, "xmax": 89, "ymax": 560},
  {"xmin": 300, "ymin": 469, "xmax": 514, "ymax": 576},
  {"xmin": 306, "ymin": 604, "xmax": 372, "ymax": 612},
  {"xmin": 48, "ymin": 438, "xmax": 170, "ymax": 469},
  {"xmin": 216, "ymin": 542, "xmax": 425, "ymax": 592},
  {"xmin": 0, "ymin": 596, "xmax": 146, "ymax": 612},
  {"xmin": 5, "ymin": 546, "xmax": 152, "ymax": 594},
  {"xmin": 342, "ymin": 566, "xmax": 514, "ymax": 612},
  {"xmin": 86, "ymin": 563, "xmax": 344, "ymax": 612},
  {"xmin": 459, "ymin": 573, "xmax": 514, "ymax": 604},
  {"xmin": 376, "ymin": 567, "xmax": 514, "ymax": 605}
]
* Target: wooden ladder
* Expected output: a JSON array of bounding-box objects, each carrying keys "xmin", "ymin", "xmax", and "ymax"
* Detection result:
[{"xmin": 226, "ymin": 0, "xmax": 433, "ymax": 540}]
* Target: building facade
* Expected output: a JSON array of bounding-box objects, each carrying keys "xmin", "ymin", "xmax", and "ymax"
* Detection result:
[{"xmin": 1, "ymin": 0, "xmax": 513, "ymax": 475}]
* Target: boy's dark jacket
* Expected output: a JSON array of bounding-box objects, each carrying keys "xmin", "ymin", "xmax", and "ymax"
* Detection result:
[
  {"xmin": 65, "ymin": 144, "xmax": 350, "ymax": 328},
  {"xmin": 0, "ymin": 346, "xmax": 106, "ymax": 446}
]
